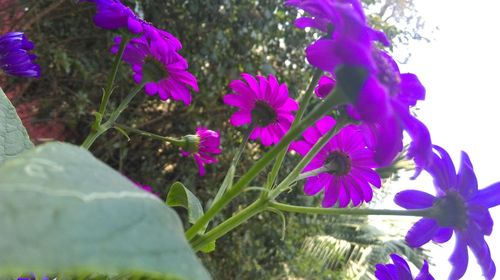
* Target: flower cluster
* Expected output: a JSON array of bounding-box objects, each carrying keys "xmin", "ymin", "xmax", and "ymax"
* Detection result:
[
  {"xmin": 290, "ymin": 116, "xmax": 381, "ymax": 207},
  {"xmin": 375, "ymin": 254, "xmax": 434, "ymax": 280},
  {"xmin": 82, "ymin": 0, "xmax": 198, "ymax": 105},
  {"xmin": 0, "ymin": 32, "xmax": 40, "ymax": 78},
  {"xmin": 286, "ymin": 0, "xmax": 432, "ymax": 170},
  {"xmin": 395, "ymin": 146, "xmax": 499, "ymax": 279}
]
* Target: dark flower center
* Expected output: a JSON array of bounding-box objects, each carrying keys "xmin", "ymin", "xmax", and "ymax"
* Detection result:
[
  {"xmin": 325, "ymin": 150, "xmax": 352, "ymax": 176},
  {"xmin": 433, "ymin": 191, "xmax": 468, "ymax": 229},
  {"xmin": 252, "ymin": 100, "xmax": 277, "ymax": 127},
  {"xmin": 373, "ymin": 50, "xmax": 401, "ymax": 96},
  {"xmin": 143, "ymin": 56, "xmax": 169, "ymax": 81}
]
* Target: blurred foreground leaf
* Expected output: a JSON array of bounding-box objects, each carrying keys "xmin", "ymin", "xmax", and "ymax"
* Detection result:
[
  {"xmin": 0, "ymin": 87, "xmax": 33, "ymax": 165},
  {"xmin": 0, "ymin": 142, "xmax": 210, "ymax": 280}
]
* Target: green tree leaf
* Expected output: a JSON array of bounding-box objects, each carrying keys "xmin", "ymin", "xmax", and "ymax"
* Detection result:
[
  {"xmin": 166, "ymin": 182, "xmax": 204, "ymax": 225},
  {"xmin": 0, "ymin": 142, "xmax": 210, "ymax": 280},
  {"xmin": 0, "ymin": 88, "xmax": 33, "ymax": 165}
]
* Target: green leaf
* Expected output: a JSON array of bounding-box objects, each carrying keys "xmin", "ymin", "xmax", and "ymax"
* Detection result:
[
  {"xmin": 0, "ymin": 142, "xmax": 210, "ymax": 280},
  {"xmin": 166, "ymin": 182, "xmax": 204, "ymax": 224},
  {"xmin": 0, "ymin": 87, "xmax": 33, "ymax": 165},
  {"xmin": 198, "ymin": 240, "xmax": 216, "ymax": 254}
]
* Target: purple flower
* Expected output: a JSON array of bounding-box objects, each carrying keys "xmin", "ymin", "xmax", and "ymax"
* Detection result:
[
  {"xmin": 112, "ymin": 35, "xmax": 198, "ymax": 105},
  {"xmin": 395, "ymin": 146, "xmax": 499, "ymax": 279},
  {"xmin": 79, "ymin": 0, "xmax": 143, "ymax": 33},
  {"xmin": 314, "ymin": 75, "xmax": 336, "ymax": 98},
  {"xmin": 286, "ymin": 0, "xmax": 389, "ymax": 73},
  {"xmin": 290, "ymin": 116, "xmax": 381, "ymax": 207},
  {"xmin": 287, "ymin": 1, "xmax": 431, "ymax": 170},
  {"xmin": 181, "ymin": 127, "xmax": 222, "ymax": 176},
  {"xmin": 358, "ymin": 51, "xmax": 431, "ymax": 169},
  {"xmin": 375, "ymin": 254, "xmax": 434, "ymax": 280},
  {"xmin": 224, "ymin": 73, "xmax": 298, "ymax": 146},
  {"xmin": 80, "ymin": 0, "xmax": 182, "ymax": 50},
  {"xmin": 0, "ymin": 32, "xmax": 40, "ymax": 78},
  {"xmin": 134, "ymin": 182, "xmax": 154, "ymax": 193}
]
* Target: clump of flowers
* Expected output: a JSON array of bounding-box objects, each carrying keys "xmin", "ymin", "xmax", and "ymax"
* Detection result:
[
  {"xmin": 180, "ymin": 127, "xmax": 222, "ymax": 176},
  {"xmin": 375, "ymin": 253, "xmax": 434, "ymax": 280},
  {"xmin": 395, "ymin": 146, "xmax": 499, "ymax": 279},
  {"xmin": 224, "ymin": 73, "xmax": 298, "ymax": 146},
  {"xmin": 286, "ymin": 0, "xmax": 432, "ymax": 170},
  {"xmin": 0, "ymin": 32, "xmax": 40, "ymax": 78},
  {"xmin": 112, "ymin": 36, "xmax": 198, "ymax": 105},
  {"xmin": 290, "ymin": 116, "xmax": 381, "ymax": 207}
]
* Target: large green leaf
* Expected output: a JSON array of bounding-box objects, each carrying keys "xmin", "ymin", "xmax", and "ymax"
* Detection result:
[
  {"xmin": 0, "ymin": 142, "xmax": 210, "ymax": 280},
  {"xmin": 0, "ymin": 88, "xmax": 33, "ymax": 165},
  {"xmin": 166, "ymin": 182, "xmax": 204, "ymax": 224}
]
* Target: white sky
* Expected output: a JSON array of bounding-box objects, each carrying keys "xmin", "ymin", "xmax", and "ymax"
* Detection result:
[{"xmin": 391, "ymin": 0, "xmax": 500, "ymax": 278}]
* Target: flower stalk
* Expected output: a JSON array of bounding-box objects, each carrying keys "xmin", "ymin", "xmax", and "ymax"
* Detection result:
[
  {"xmin": 265, "ymin": 70, "xmax": 322, "ymax": 191},
  {"xmin": 185, "ymin": 85, "xmax": 349, "ymax": 241}
]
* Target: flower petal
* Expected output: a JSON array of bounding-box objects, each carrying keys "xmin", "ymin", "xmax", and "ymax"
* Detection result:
[
  {"xmin": 405, "ymin": 218, "xmax": 439, "ymax": 247},
  {"xmin": 394, "ymin": 190, "xmax": 435, "ymax": 209},
  {"xmin": 469, "ymin": 182, "xmax": 500, "ymax": 209},
  {"xmin": 432, "ymin": 227, "xmax": 453, "ymax": 243},
  {"xmin": 449, "ymin": 232, "xmax": 468, "ymax": 280}
]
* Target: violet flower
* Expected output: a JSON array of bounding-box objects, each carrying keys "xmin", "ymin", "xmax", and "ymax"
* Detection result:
[
  {"xmin": 287, "ymin": 1, "xmax": 432, "ymax": 170},
  {"xmin": 111, "ymin": 35, "xmax": 198, "ymax": 105},
  {"xmin": 180, "ymin": 127, "xmax": 222, "ymax": 176},
  {"xmin": 0, "ymin": 32, "xmax": 40, "ymax": 78},
  {"xmin": 357, "ymin": 50, "xmax": 432, "ymax": 170},
  {"xmin": 314, "ymin": 75, "xmax": 336, "ymax": 99},
  {"xmin": 224, "ymin": 73, "xmax": 298, "ymax": 146},
  {"xmin": 395, "ymin": 146, "xmax": 499, "ymax": 279},
  {"xmin": 80, "ymin": 0, "xmax": 182, "ymax": 50},
  {"xmin": 375, "ymin": 254, "xmax": 434, "ymax": 280},
  {"xmin": 290, "ymin": 116, "xmax": 381, "ymax": 207}
]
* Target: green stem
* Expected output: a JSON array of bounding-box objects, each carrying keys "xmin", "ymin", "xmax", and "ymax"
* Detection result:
[
  {"xmin": 191, "ymin": 199, "xmax": 267, "ymax": 251},
  {"xmin": 97, "ymin": 36, "xmax": 129, "ymax": 119},
  {"xmin": 269, "ymin": 121, "xmax": 347, "ymax": 200},
  {"xmin": 185, "ymin": 86, "xmax": 348, "ymax": 241},
  {"xmin": 114, "ymin": 124, "xmax": 185, "ymax": 146},
  {"xmin": 212, "ymin": 125, "xmax": 254, "ymax": 206},
  {"xmin": 269, "ymin": 201, "xmax": 434, "ymax": 217},
  {"xmin": 81, "ymin": 83, "xmax": 144, "ymax": 149},
  {"xmin": 265, "ymin": 70, "xmax": 322, "ymax": 190}
]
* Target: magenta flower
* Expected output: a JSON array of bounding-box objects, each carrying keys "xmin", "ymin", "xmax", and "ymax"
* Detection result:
[
  {"xmin": 181, "ymin": 127, "xmax": 222, "ymax": 176},
  {"xmin": 290, "ymin": 116, "xmax": 381, "ymax": 207},
  {"xmin": 286, "ymin": 0, "xmax": 389, "ymax": 74},
  {"xmin": 314, "ymin": 75, "xmax": 336, "ymax": 98},
  {"xmin": 224, "ymin": 73, "xmax": 298, "ymax": 146},
  {"xmin": 0, "ymin": 32, "xmax": 40, "ymax": 78},
  {"xmin": 395, "ymin": 146, "xmax": 499, "ymax": 279},
  {"xmin": 356, "ymin": 51, "xmax": 431, "ymax": 169},
  {"xmin": 133, "ymin": 181, "xmax": 156, "ymax": 195},
  {"xmin": 286, "ymin": 0, "xmax": 432, "ymax": 170},
  {"xmin": 375, "ymin": 254, "xmax": 434, "ymax": 280},
  {"xmin": 112, "ymin": 35, "xmax": 198, "ymax": 105},
  {"xmin": 79, "ymin": 0, "xmax": 143, "ymax": 33},
  {"xmin": 80, "ymin": 0, "xmax": 182, "ymax": 50}
]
